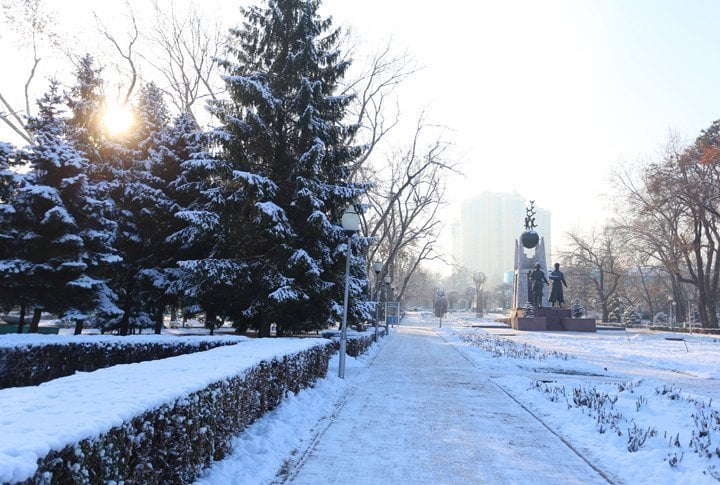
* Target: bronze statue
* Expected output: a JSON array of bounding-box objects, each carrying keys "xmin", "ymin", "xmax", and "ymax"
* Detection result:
[
  {"xmin": 528, "ymin": 262, "xmax": 548, "ymax": 307},
  {"xmin": 549, "ymin": 263, "xmax": 568, "ymax": 307}
]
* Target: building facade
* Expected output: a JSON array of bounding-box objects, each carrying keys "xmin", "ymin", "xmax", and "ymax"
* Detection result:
[{"xmin": 453, "ymin": 191, "xmax": 551, "ymax": 287}]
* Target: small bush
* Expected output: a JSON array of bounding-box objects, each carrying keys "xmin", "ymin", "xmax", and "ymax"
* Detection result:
[{"xmin": 653, "ymin": 312, "xmax": 669, "ymax": 324}]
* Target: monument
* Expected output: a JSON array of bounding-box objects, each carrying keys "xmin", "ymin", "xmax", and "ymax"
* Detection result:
[{"xmin": 510, "ymin": 201, "xmax": 596, "ymax": 332}]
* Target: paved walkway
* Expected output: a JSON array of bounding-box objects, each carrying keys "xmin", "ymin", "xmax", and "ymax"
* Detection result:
[{"xmin": 286, "ymin": 319, "xmax": 609, "ymax": 484}]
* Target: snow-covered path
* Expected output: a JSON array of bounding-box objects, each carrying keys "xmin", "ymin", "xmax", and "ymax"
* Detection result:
[{"xmin": 284, "ymin": 318, "xmax": 609, "ymax": 484}]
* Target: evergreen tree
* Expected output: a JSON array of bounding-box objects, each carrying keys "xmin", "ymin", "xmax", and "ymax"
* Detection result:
[
  {"xmin": 96, "ymin": 84, "xmax": 178, "ymax": 335},
  {"xmin": 5, "ymin": 83, "xmax": 119, "ymax": 333},
  {"xmin": 622, "ymin": 306, "xmax": 640, "ymax": 327},
  {"xmin": 124, "ymin": 85, "xmax": 193, "ymax": 334},
  {"xmin": 157, "ymin": 113, "xmax": 205, "ymax": 325},
  {"xmin": 0, "ymin": 141, "xmax": 22, "ymax": 315},
  {"xmin": 66, "ymin": 54, "xmax": 106, "ymax": 155},
  {"xmin": 64, "ymin": 55, "xmax": 124, "ymax": 331},
  {"xmin": 192, "ymin": 0, "xmax": 367, "ymax": 336}
]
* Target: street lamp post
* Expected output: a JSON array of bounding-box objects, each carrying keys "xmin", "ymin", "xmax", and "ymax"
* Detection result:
[
  {"xmin": 390, "ymin": 283, "xmax": 396, "ymax": 327},
  {"xmin": 384, "ymin": 275, "xmax": 391, "ymax": 336},
  {"xmin": 473, "ymin": 271, "xmax": 486, "ymax": 318},
  {"xmin": 373, "ymin": 261, "xmax": 383, "ymax": 340},
  {"xmin": 339, "ymin": 205, "xmax": 360, "ymax": 379},
  {"xmin": 668, "ymin": 296, "xmax": 675, "ymax": 330}
]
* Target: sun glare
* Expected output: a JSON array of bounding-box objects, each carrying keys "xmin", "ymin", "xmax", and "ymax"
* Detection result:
[{"xmin": 103, "ymin": 102, "xmax": 134, "ymax": 136}]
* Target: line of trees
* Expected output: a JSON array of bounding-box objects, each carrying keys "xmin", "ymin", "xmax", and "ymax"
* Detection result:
[
  {"xmin": 0, "ymin": 0, "xmax": 370, "ymax": 336},
  {"xmin": 556, "ymin": 123, "xmax": 720, "ymax": 329},
  {"xmin": 1, "ymin": 0, "xmax": 457, "ymax": 335}
]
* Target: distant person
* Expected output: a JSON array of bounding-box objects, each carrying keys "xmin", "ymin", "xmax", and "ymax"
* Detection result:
[
  {"xmin": 434, "ymin": 289, "xmax": 448, "ymax": 327},
  {"xmin": 548, "ymin": 263, "xmax": 568, "ymax": 307},
  {"xmin": 529, "ymin": 263, "xmax": 549, "ymax": 307}
]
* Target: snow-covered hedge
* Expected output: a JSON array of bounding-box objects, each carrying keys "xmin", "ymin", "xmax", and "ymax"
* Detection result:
[
  {"xmin": 346, "ymin": 331, "xmax": 381, "ymax": 357},
  {"xmin": 321, "ymin": 328, "xmax": 385, "ymax": 357},
  {"xmin": 0, "ymin": 335, "xmax": 247, "ymax": 389},
  {"xmin": 1, "ymin": 339, "xmax": 335, "ymax": 484}
]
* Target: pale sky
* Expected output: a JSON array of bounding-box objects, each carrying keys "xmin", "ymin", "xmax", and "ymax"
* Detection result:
[
  {"xmin": 3, "ymin": 0, "xmax": 720, "ymax": 254},
  {"xmin": 323, "ymin": 0, "xmax": 720, "ymax": 248}
]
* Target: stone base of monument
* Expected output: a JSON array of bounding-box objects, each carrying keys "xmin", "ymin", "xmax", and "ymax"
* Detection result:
[{"xmin": 510, "ymin": 307, "xmax": 596, "ymax": 332}]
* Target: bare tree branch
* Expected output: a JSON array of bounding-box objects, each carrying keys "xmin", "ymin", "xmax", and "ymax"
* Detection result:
[{"xmin": 94, "ymin": 1, "xmax": 139, "ymax": 105}]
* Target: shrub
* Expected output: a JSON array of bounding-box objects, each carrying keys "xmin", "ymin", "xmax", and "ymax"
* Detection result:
[{"xmin": 25, "ymin": 343, "xmax": 336, "ymax": 484}]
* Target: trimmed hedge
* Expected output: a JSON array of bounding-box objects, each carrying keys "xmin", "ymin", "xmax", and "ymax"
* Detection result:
[
  {"xmin": 346, "ymin": 332, "xmax": 380, "ymax": 357},
  {"xmin": 0, "ymin": 339, "xmax": 242, "ymax": 389},
  {"xmin": 321, "ymin": 329, "xmax": 385, "ymax": 357},
  {"xmin": 20, "ymin": 342, "xmax": 335, "ymax": 484}
]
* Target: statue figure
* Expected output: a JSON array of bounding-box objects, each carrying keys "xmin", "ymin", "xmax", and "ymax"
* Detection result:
[
  {"xmin": 548, "ymin": 263, "xmax": 568, "ymax": 307},
  {"xmin": 528, "ymin": 263, "xmax": 548, "ymax": 307}
]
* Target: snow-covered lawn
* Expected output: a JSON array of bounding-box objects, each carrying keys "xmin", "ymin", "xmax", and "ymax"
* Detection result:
[{"xmin": 439, "ymin": 313, "xmax": 720, "ymax": 484}]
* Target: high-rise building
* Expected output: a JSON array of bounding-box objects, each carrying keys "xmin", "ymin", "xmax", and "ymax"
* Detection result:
[{"xmin": 453, "ymin": 191, "xmax": 551, "ymax": 286}]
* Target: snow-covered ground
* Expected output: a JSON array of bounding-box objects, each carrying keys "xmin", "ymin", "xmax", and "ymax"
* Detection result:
[
  {"xmin": 439, "ymin": 313, "xmax": 720, "ymax": 484},
  {"xmin": 199, "ymin": 312, "xmax": 720, "ymax": 484},
  {"xmin": 2, "ymin": 312, "xmax": 720, "ymax": 483}
]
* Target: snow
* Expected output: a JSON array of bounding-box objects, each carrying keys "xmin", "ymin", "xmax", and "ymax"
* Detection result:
[
  {"xmin": 195, "ymin": 351, "xmax": 365, "ymax": 485},
  {"xmin": 20, "ymin": 184, "xmax": 61, "ymax": 204},
  {"xmin": 289, "ymin": 249, "xmax": 321, "ymax": 276},
  {"xmin": 199, "ymin": 313, "xmax": 720, "ymax": 484},
  {"xmin": 2, "ymin": 313, "xmax": 720, "ymax": 484},
  {"xmin": 0, "ymin": 333, "xmax": 247, "ymax": 350},
  {"xmin": 255, "ymin": 201, "xmax": 287, "ymax": 223},
  {"xmin": 269, "ymin": 286, "xmax": 304, "ymax": 303},
  {"xmin": 0, "ymin": 336, "xmax": 319, "ymax": 483}
]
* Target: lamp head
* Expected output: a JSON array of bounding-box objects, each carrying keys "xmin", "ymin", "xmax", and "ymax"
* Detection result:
[{"xmin": 341, "ymin": 205, "xmax": 361, "ymax": 234}]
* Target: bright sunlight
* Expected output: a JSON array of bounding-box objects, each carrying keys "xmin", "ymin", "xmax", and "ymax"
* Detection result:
[{"xmin": 103, "ymin": 102, "xmax": 134, "ymax": 136}]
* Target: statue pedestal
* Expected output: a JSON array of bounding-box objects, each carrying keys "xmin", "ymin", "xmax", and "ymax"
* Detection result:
[{"xmin": 511, "ymin": 307, "xmax": 596, "ymax": 332}]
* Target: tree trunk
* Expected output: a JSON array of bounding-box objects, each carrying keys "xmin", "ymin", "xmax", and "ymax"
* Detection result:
[
  {"xmin": 74, "ymin": 319, "xmax": 84, "ymax": 335},
  {"xmin": 234, "ymin": 321, "xmax": 248, "ymax": 335},
  {"xmin": 119, "ymin": 308, "xmax": 131, "ymax": 336},
  {"xmin": 154, "ymin": 304, "xmax": 164, "ymax": 334},
  {"xmin": 29, "ymin": 308, "xmax": 42, "ymax": 333},
  {"xmin": 258, "ymin": 320, "xmax": 271, "ymax": 338},
  {"xmin": 601, "ymin": 302, "xmax": 609, "ymax": 323},
  {"xmin": 205, "ymin": 310, "xmax": 216, "ymax": 336},
  {"xmin": 16, "ymin": 303, "xmax": 26, "ymax": 334},
  {"xmin": 698, "ymin": 298, "xmax": 719, "ymax": 328}
]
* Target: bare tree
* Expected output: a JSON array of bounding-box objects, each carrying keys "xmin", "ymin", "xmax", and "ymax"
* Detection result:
[
  {"xmin": 612, "ymin": 164, "xmax": 689, "ymax": 320},
  {"xmin": 86, "ymin": 0, "xmax": 225, "ymax": 122},
  {"xmin": 0, "ymin": 0, "xmax": 60, "ymax": 143},
  {"xmin": 361, "ymin": 116, "xmax": 458, "ymax": 302},
  {"xmin": 138, "ymin": 0, "xmax": 225, "ymax": 120},
  {"xmin": 612, "ymin": 129, "xmax": 720, "ymax": 328},
  {"xmin": 560, "ymin": 226, "xmax": 626, "ymax": 323},
  {"xmin": 93, "ymin": 2, "xmax": 140, "ymax": 106},
  {"xmin": 342, "ymin": 40, "xmax": 419, "ymax": 176}
]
